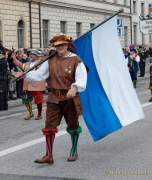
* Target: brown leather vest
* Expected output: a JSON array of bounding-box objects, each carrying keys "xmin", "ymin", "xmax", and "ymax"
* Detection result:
[{"xmin": 47, "ymin": 54, "xmax": 81, "ymax": 103}]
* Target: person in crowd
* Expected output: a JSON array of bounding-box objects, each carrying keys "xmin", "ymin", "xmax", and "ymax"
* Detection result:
[
  {"xmin": 128, "ymin": 49, "xmax": 140, "ymax": 88},
  {"xmin": 24, "ymin": 48, "xmax": 32, "ymax": 62},
  {"xmin": 148, "ymin": 46, "xmax": 152, "ymax": 56},
  {"xmin": 129, "ymin": 44, "xmax": 136, "ymax": 51},
  {"xmin": 7, "ymin": 50, "xmax": 17, "ymax": 100},
  {"xmin": 148, "ymin": 46, "xmax": 152, "ymax": 63},
  {"xmin": 0, "ymin": 50, "xmax": 9, "ymax": 110},
  {"xmin": 15, "ymin": 49, "xmax": 29, "ymax": 98},
  {"xmin": 148, "ymin": 64, "xmax": 152, "ymax": 102},
  {"xmin": 27, "ymin": 34, "xmax": 88, "ymax": 165},
  {"xmin": 12, "ymin": 49, "xmax": 46, "ymax": 120},
  {"xmin": 123, "ymin": 48, "xmax": 129, "ymax": 59},
  {"xmin": 148, "ymin": 45, "xmax": 152, "ymax": 102},
  {"xmin": 137, "ymin": 46, "xmax": 147, "ymax": 77},
  {"xmin": 122, "ymin": 48, "xmax": 130, "ymax": 66}
]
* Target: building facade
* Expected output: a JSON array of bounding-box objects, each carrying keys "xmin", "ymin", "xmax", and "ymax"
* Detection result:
[
  {"xmin": 41, "ymin": 0, "xmax": 131, "ymax": 48},
  {"xmin": 0, "ymin": 0, "xmax": 131, "ymax": 49},
  {"xmin": 131, "ymin": 0, "xmax": 152, "ymax": 46},
  {"xmin": 0, "ymin": 0, "xmax": 40, "ymax": 49}
]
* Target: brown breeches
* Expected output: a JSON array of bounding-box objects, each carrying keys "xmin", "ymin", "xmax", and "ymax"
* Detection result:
[{"xmin": 46, "ymin": 99, "xmax": 79, "ymax": 130}]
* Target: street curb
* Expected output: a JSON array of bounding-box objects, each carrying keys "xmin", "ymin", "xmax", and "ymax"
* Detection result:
[{"xmin": 8, "ymin": 99, "xmax": 23, "ymax": 108}]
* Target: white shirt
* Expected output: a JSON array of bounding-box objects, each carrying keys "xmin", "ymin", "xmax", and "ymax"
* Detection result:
[
  {"xmin": 25, "ymin": 61, "xmax": 49, "ymax": 81},
  {"xmin": 26, "ymin": 53, "xmax": 87, "ymax": 92}
]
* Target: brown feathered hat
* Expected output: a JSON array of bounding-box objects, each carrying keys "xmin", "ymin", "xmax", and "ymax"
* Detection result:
[{"xmin": 49, "ymin": 34, "xmax": 73, "ymax": 46}]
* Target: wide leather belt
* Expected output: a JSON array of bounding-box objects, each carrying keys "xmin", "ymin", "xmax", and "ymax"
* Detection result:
[{"xmin": 48, "ymin": 88, "xmax": 68, "ymax": 99}]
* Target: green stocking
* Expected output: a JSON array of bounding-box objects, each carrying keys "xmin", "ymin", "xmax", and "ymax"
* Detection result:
[
  {"xmin": 67, "ymin": 126, "xmax": 82, "ymax": 157},
  {"xmin": 25, "ymin": 102, "xmax": 33, "ymax": 116}
]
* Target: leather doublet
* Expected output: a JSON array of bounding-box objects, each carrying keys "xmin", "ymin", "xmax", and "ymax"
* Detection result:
[{"xmin": 47, "ymin": 54, "xmax": 81, "ymax": 103}]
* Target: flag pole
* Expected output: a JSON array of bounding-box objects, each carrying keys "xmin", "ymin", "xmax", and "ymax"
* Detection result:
[
  {"xmin": 75, "ymin": 8, "xmax": 124, "ymax": 41},
  {"xmin": 13, "ymin": 50, "xmax": 57, "ymax": 81}
]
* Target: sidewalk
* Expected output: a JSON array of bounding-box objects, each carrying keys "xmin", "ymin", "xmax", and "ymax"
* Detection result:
[{"xmin": 8, "ymin": 98, "xmax": 23, "ymax": 108}]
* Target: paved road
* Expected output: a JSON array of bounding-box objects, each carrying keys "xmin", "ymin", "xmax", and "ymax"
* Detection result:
[{"xmin": 0, "ymin": 65, "xmax": 152, "ymax": 180}]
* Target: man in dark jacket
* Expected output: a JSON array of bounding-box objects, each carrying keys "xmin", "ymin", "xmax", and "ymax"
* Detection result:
[
  {"xmin": 138, "ymin": 46, "xmax": 147, "ymax": 77},
  {"xmin": 0, "ymin": 50, "xmax": 9, "ymax": 110}
]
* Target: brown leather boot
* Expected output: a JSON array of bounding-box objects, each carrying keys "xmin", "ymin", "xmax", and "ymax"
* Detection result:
[
  {"xmin": 34, "ymin": 128, "xmax": 57, "ymax": 165},
  {"xmin": 24, "ymin": 114, "xmax": 34, "ymax": 120},
  {"xmin": 34, "ymin": 115, "xmax": 42, "ymax": 120},
  {"xmin": 67, "ymin": 154, "xmax": 78, "ymax": 161},
  {"xmin": 34, "ymin": 156, "xmax": 54, "ymax": 164}
]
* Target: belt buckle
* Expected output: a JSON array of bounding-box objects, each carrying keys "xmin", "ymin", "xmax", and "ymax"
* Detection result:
[{"xmin": 55, "ymin": 89, "xmax": 61, "ymax": 97}]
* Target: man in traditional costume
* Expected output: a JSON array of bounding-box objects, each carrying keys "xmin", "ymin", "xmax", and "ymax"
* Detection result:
[
  {"xmin": 22, "ymin": 34, "xmax": 87, "ymax": 164},
  {"xmin": 13, "ymin": 49, "xmax": 46, "ymax": 120}
]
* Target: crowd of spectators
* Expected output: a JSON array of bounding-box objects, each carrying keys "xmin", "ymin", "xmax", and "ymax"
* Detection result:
[
  {"xmin": 0, "ymin": 41, "xmax": 49, "ymax": 111},
  {"xmin": 123, "ymin": 44, "xmax": 152, "ymax": 88}
]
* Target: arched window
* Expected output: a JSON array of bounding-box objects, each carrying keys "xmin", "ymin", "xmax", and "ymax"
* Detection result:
[{"xmin": 17, "ymin": 20, "xmax": 25, "ymax": 48}]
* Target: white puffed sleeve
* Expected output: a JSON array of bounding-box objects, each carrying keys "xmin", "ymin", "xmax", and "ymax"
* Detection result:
[
  {"xmin": 25, "ymin": 61, "xmax": 49, "ymax": 81},
  {"xmin": 72, "ymin": 62, "xmax": 87, "ymax": 92}
]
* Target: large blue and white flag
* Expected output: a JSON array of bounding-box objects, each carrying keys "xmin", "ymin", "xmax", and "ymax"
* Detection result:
[{"xmin": 74, "ymin": 16, "xmax": 144, "ymax": 141}]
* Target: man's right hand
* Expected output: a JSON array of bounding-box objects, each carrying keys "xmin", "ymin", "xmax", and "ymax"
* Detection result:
[{"xmin": 15, "ymin": 71, "xmax": 24, "ymax": 78}]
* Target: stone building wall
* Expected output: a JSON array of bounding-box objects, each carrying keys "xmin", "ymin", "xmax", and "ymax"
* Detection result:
[
  {"xmin": 0, "ymin": 0, "xmax": 131, "ymax": 49},
  {"xmin": 41, "ymin": 0, "xmax": 131, "ymax": 47},
  {"xmin": 0, "ymin": 0, "xmax": 40, "ymax": 49}
]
